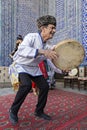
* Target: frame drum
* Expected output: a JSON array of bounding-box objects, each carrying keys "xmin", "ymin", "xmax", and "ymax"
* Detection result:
[{"xmin": 53, "ymin": 39, "xmax": 85, "ymax": 71}]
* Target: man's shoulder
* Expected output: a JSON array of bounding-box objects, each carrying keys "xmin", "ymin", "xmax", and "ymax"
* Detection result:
[
  {"xmin": 26, "ymin": 32, "xmax": 39, "ymax": 37},
  {"xmin": 23, "ymin": 33, "xmax": 41, "ymax": 43}
]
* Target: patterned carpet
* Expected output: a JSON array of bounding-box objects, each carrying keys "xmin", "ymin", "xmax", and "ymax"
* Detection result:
[{"xmin": 0, "ymin": 89, "xmax": 87, "ymax": 130}]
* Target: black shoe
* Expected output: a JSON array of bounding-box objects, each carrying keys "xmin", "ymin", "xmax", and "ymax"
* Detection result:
[
  {"xmin": 34, "ymin": 112, "xmax": 51, "ymax": 120},
  {"xmin": 9, "ymin": 110, "xmax": 18, "ymax": 125}
]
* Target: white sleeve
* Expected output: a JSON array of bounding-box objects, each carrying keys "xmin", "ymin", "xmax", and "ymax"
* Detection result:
[
  {"xmin": 15, "ymin": 34, "xmax": 37, "ymax": 58},
  {"xmin": 47, "ymin": 59, "xmax": 62, "ymax": 74}
]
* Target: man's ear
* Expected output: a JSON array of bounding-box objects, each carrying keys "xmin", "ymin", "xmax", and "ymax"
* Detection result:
[{"xmin": 40, "ymin": 26, "xmax": 46, "ymax": 31}]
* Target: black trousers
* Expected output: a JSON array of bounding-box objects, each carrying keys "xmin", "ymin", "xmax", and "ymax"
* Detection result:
[{"xmin": 11, "ymin": 72, "xmax": 49, "ymax": 115}]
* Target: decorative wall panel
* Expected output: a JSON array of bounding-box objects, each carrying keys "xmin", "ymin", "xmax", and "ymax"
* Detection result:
[
  {"xmin": 16, "ymin": 0, "xmax": 40, "ymax": 35},
  {"xmin": 39, "ymin": 0, "xmax": 48, "ymax": 16},
  {"xmin": 0, "ymin": 0, "xmax": 1, "ymax": 65},
  {"xmin": 52, "ymin": 0, "xmax": 85, "ymax": 66},
  {"xmin": 48, "ymin": 0, "xmax": 55, "ymax": 16},
  {"xmin": 0, "ymin": 0, "xmax": 87, "ymax": 66},
  {"xmin": 54, "ymin": 0, "xmax": 82, "ymax": 44},
  {"xmin": 1, "ymin": 0, "xmax": 40, "ymax": 66},
  {"xmin": 1, "ymin": 0, "xmax": 13, "ymax": 66},
  {"xmin": 82, "ymin": 0, "xmax": 87, "ymax": 65}
]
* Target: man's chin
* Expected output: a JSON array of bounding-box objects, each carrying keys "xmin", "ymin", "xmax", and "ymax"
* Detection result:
[
  {"xmin": 48, "ymin": 37, "xmax": 52, "ymax": 40},
  {"xmin": 48, "ymin": 35, "xmax": 53, "ymax": 40},
  {"xmin": 50, "ymin": 35, "xmax": 53, "ymax": 39}
]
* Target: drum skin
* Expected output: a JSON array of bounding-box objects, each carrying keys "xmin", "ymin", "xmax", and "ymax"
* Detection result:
[{"xmin": 52, "ymin": 39, "xmax": 85, "ymax": 71}]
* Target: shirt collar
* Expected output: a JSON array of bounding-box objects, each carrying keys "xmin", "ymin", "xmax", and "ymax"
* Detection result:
[{"xmin": 38, "ymin": 31, "xmax": 46, "ymax": 44}]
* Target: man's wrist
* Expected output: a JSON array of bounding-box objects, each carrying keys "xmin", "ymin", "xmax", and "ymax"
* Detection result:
[{"xmin": 38, "ymin": 49, "xmax": 45, "ymax": 55}]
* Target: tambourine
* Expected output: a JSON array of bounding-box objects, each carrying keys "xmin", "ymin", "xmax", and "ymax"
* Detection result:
[
  {"xmin": 52, "ymin": 39, "xmax": 85, "ymax": 71},
  {"xmin": 68, "ymin": 68, "xmax": 78, "ymax": 76}
]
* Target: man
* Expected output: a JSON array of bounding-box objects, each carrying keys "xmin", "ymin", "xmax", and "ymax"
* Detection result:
[{"xmin": 9, "ymin": 15, "xmax": 58, "ymax": 125}]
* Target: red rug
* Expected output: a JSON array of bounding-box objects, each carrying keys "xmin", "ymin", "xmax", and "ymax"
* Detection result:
[{"xmin": 0, "ymin": 89, "xmax": 87, "ymax": 130}]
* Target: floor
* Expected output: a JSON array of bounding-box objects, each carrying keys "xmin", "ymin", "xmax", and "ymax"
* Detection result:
[
  {"xmin": 0, "ymin": 81, "xmax": 87, "ymax": 96},
  {"xmin": 57, "ymin": 81, "xmax": 87, "ymax": 95}
]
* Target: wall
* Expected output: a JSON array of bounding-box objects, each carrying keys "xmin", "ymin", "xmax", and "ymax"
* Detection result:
[
  {"xmin": 48, "ymin": 0, "xmax": 86, "ymax": 66},
  {"xmin": 82, "ymin": 0, "xmax": 87, "ymax": 65},
  {"xmin": 0, "ymin": 0, "xmax": 87, "ymax": 66}
]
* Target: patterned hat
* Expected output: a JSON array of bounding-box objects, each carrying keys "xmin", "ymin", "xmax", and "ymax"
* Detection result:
[{"xmin": 37, "ymin": 15, "xmax": 56, "ymax": 29}]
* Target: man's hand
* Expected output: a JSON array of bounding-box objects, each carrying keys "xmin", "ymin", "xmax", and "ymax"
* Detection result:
[
  {"xmin": 38, "ymin": 49, "xmax": 58, "ymax": 60},
  {"xmin": 62, "ymin": 70, "xmax": 69, "ymax": 76},
  {"xmin": 51, "ymin": 45, "xmax": 56, "ymax": 51}
]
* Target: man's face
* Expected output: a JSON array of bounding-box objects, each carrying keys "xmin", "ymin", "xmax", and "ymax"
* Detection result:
[{"xmin": 42, "ymin": 24, "xmax": 56, "ymax": 40}]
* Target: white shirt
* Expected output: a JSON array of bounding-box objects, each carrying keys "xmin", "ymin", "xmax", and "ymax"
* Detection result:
[
  {"xmin": 46, "ymin": 59, "xmax": 62, "ymax": 78},
  {"xmin": 13, "ymin": 33, "xmax": 49, "ymax": 76}
]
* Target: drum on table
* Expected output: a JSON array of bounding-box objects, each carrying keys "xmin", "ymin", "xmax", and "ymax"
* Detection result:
[{"xmin": 52, "ymin": 39, "xmax": 85, "ymax": 71}]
